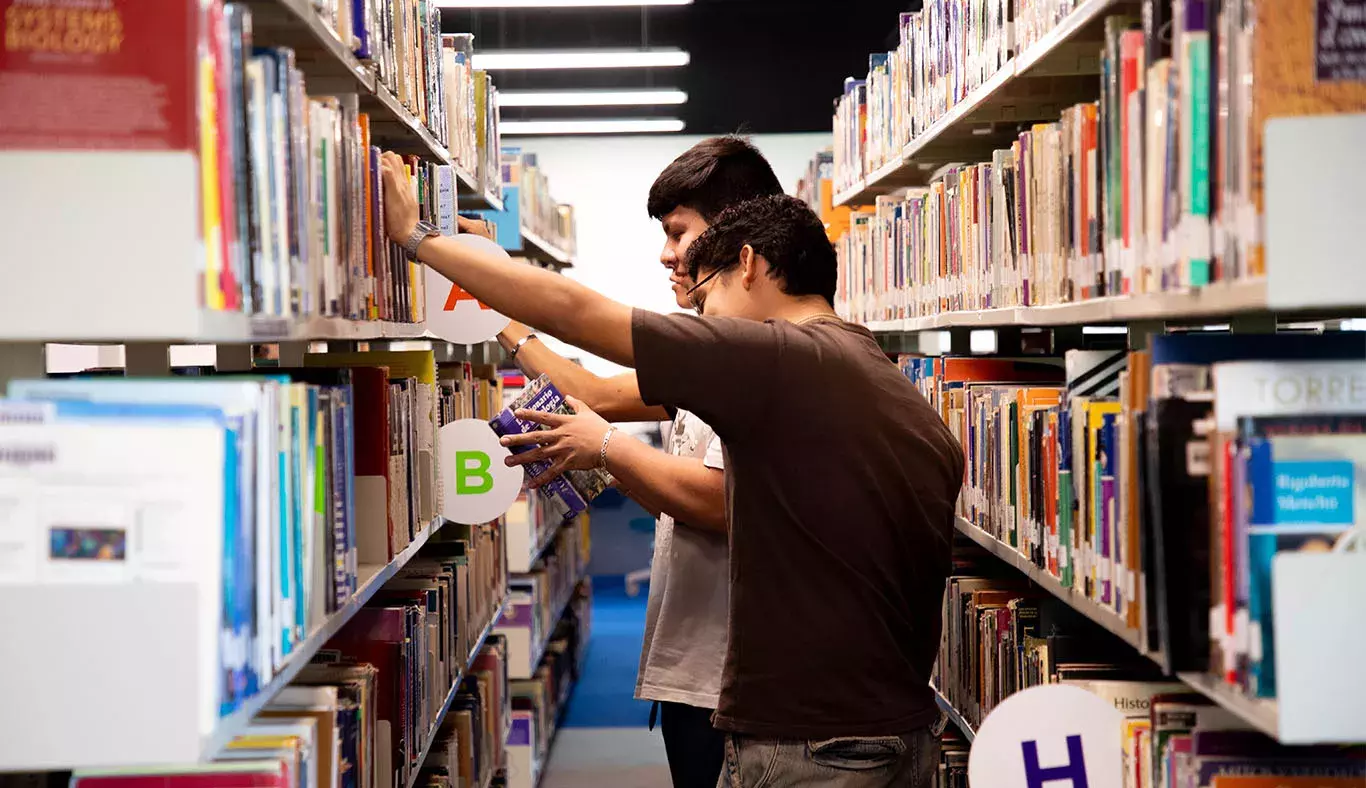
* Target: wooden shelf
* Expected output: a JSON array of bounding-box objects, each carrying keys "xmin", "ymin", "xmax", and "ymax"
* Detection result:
[
  {"xmin": 953, "ymin": 517, "xmax": 1154, "ymax": 658},
  {"xmin": 203, "ymin": 517, "xmax": 447, "ymax": 757}
]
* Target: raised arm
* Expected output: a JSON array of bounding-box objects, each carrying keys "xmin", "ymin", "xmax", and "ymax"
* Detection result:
[
  {"xmin": 497, "ymin": 322, "xmax": 668, "ymax": 423},
  {"xmin": 382, "ymin": 153, "xmax": 636, "ymax": 367}
]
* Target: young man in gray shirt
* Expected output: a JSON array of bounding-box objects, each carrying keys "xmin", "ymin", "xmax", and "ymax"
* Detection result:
[{"xmin": 489, "ymin": 137, "xmax": 784, "ymax": 788}]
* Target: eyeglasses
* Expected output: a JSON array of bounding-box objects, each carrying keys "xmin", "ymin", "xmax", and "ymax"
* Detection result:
[{"xmin": 684, "ymin": 267, "xmax": 724, "ymax": 315}]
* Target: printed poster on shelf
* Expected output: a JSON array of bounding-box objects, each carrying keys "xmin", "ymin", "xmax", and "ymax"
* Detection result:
[
  {"xmin": 439, "ymin": 417, "xmax": 522, "ymax": 525},
  {"xmin": 424, "ymin": 234, "xmax": 511, "ymax": 344}
]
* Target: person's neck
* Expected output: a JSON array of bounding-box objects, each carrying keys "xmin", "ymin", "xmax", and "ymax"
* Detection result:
[{"xmin": 766, "ymin": 296, "xmax": 840, "ymax": 325}]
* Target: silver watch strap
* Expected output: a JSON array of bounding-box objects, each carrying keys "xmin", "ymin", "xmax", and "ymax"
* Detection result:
[{"xmin": 403, "ymin": 223, "xmax": 438, "ymax": 258}]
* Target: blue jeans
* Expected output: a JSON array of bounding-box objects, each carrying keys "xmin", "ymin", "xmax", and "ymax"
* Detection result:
[{"xmin": 716, "ymin": 726, "xmax": 939, "ymax": 787}]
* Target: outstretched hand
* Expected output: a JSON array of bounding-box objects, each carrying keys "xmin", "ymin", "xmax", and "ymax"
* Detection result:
[
  {"xmin": 499, "ymin": 396, "xmax": 613, "ymax": 488},
  {"xmin": 379, "ymin": 151, "xmax": 421, "ymax": 244}
]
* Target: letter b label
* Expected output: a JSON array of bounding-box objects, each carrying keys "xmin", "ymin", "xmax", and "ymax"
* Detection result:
[
  {"xmin": 1022, "ymin": 736, "xmax": 1088, "ymax": 788},
  {"xmin": 456, "ymin": 451, "xmax": 494, "ymax": 495},
  {"xmin": 440, "ymin": 419, "xmax": 524, "ymax": 525}
]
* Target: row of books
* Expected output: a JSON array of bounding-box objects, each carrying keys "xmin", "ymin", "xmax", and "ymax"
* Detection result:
[
  {"xmin": 832, "ymin": 1, "xmax": 1366, "ymax": 323},
  {"xmin": 832, "ymin": 0, "xmax": 1013, "ymax": 191},
  {"xmin": 224, "ymin": 2, "xmax": 444, "ymax": 320},
  {"xmin": 514, "ymin": 152, "xmax": 578, "ymax": 258},
  {"xmin": 931, "ymin": 730, "xmax": 971, "ymax": 787},
  {"xmin": 70, "ymin": 604, "xmax": 511, "ymax": 788},
  {"xmin": 901, "ymin": 331, "xmax": 1366, "ymax": 707},
  {"xmin": 0, "ymin": 347, "xmax": 479, "ymax": 737},
  {"xmin": 441, "ymin": 34, "xmax": 503, "ymax": 201},
  {"xmin": 507, "ymin": 580, "xmax": 592, "ymax": 788},
  {"xmin": 935, "ymin": 553, "xmax": 1366, "ymax": 786},
  {"xmin": 496, "ymin": 515, "xmax": 592, "ymax": 681}
]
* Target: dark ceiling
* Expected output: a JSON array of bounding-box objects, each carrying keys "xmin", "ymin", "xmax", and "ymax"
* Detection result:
[{"xmin": 440, "ymin": 0, "xmax": 916, "ymax": 135}]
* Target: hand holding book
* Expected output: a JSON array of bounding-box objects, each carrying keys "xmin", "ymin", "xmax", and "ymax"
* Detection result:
[
  {"xmin": 380, "ymin": 151, "xmax": 422, "ymax": 243},
  {"xmin": 498, "ymin": 395, "xmax": 613, "ymax": 487}
]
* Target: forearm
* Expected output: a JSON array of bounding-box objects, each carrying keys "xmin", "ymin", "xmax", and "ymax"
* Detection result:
[
  {"xmin": 499, "ymin": 324, "xmax": 669, "ymax": 423},
  {"xmin": 605, "ymin": 432, "xmax": 727, "ymax": 533},
  {"xmin": 416, "ymin": 234, "xmax": 636, "ymax": 367}
]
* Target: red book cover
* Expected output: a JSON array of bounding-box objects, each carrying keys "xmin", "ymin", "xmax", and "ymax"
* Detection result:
[
  {"xmin": 326, "ymin": 606, "xmax": 409, "ymax": 788},
  {"xmin": 0, "ymin": 0, "xmax": 197, "ymax": 150},
  {"xmin": 71, "ymin": 764, "xmax": 287, "ymax": 787},
  {"xmin": 940, "ymin": 358, "xmax": 1065, "ymax": 384},
  {"xmin": 207, "ymin": 0, "xmax": 239, "ymax": 311},
  {"xmin": 1120, "ymin": 30, "xmax": 1142, "ymax": 292},
  {"xmin": 350, "ymin": 365, "xmax": 395, "ymax": 558}
]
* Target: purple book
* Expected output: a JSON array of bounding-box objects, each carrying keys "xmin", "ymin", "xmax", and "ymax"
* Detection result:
[{"xmin": 489, "ymin": 375, "xmax": 612, "ymax": 520}]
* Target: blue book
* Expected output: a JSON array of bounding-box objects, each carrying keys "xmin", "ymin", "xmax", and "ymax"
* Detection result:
[
  {"xmin": 1244, "ymin": 432, "xmax": 1364, "ymax": 697},
  {"xmin": 1150, "ymin": 332, "xmax": 1366, "ymax": 366}
]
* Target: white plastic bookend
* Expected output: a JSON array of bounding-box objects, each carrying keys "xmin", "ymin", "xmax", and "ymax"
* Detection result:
[
  {"xmin": 1272, "ymin": 545, "xmax": 1366, "ymax": 743},
  {"xmin": 1264, "ymin": 113, "xmax": 1366, "ymax": 311}
]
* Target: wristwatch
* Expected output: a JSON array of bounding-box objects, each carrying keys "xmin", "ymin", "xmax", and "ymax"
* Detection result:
[{"xmin": 402, "ymin": 220, "xmax": 440, "ymax": 259}]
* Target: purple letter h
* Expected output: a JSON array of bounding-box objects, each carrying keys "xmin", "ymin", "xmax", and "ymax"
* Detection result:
[{"xmin": 1021, "ymin": 735, "xmax": 1089, "ymax": 788}]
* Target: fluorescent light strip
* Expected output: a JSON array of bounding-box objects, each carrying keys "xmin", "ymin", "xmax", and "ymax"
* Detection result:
[
  {"xmin": 501, "ymin": 118, "xmax": 685, "ymax": 135},
  {"xmin": 474, "ymin": 48, "xmax": 689, "ymax": 70},
  {"xmin": 438, "ymin": 0, "xmax": 689, "ymax": 6},
  {"xmin": 499, "ymin": 89, "xmax": 687, "ymax": 107}
]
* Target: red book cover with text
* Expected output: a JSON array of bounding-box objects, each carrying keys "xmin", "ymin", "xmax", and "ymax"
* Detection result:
[{"xmin": 0, "ymin": 0, "xmax": 197, "ymax": 150}]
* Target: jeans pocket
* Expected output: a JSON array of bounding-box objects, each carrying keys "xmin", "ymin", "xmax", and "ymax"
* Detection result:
[{"xmin": 805, "ymin": 735, "xmax": 908, "ymax": 772}]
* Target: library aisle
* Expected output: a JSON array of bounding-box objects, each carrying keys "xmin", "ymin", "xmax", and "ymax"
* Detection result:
[{"xmin": 2, "ymin": 0, "xmax": 1366, "ymax": 787}]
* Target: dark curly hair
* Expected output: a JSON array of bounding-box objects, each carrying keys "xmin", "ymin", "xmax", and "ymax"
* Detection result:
[
  {"xmin": 647, "ymin": 135, "xmax": 784, "ymax": 222},
  {"xmin": 684, "ymin": 194, "xmax": 837, "ymax": 306}
]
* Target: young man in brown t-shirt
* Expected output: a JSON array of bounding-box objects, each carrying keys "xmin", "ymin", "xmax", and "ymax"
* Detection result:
[{"xmin": 379, "ymin": 156, "xmax": 965, "ymax": 785}]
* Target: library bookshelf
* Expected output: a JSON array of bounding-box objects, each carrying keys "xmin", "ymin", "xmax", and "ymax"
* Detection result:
[{"xmin": 823, "ymin": 0, "xmax": 1366, "ymax": 754}]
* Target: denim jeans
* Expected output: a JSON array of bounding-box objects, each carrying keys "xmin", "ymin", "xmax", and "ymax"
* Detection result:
[{"xmin": 716, "ymin": 725, "xmax": 939, "ymax": 788}]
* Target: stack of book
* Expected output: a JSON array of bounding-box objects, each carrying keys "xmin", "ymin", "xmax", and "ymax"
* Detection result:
[
  {"xmin": 833, "ymin": 0, "xmax": 1013, "ymax": 192},
  {"xmin": 0, "ymin": 347, "xmax": 467, "ymax": 736},
  {"xmin": 421, "ymin": 635, "xmax": 512, "ymax": 788},
  {"xmin": 832, "ymin": 1, "xmax": 1366, "ymax": 325},
  {"xmin": 902, "ymin": 330, "xmax": 1366, "ymax": 714},
  {"xmin": 516, "ymin": 153, "xmax": 577, "ymax": 258},
  {"xmin": 495, "ymin": 515, "xmax": 591, "ymax": 681},
  {"xmin": 440, "ymin": 31, "xmax": 506, "ymax": 202},
  {"xmin": 507, "ymin": 580, "xmax": 593, "ymax": 788}
]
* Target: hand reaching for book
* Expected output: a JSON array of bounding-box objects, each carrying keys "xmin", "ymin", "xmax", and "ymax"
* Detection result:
[
  {"xmin": 499, "ymin": 396, "xmax": 612, "ymax": 488},
  {"xmin": 379, "ymin": 151, "xmax": 421, "ymax": 244}
]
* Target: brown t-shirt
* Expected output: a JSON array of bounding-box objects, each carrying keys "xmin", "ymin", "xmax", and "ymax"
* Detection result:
[{"xmin": 631, "ymin": 310, "xmax": 965, "ymax": 739}]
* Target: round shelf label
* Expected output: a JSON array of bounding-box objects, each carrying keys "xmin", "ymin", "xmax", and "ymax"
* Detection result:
[
  {"xmin": 439, "ymin": 418, "xmax": 523, "ymax": 525},
  {"xmin": 425, "ymin": 234, "xmax": 512, "ymax": 345},
  {"xmin": 969, "ymin": 684, "xmax": 1124, "ymax": 788}
]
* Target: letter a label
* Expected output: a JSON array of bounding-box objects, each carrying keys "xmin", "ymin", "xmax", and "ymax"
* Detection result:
[
  {"xmin": 967, "ymin": 684, "xmax": 1123, "ymax": 788},
  {"xmin": 424, "ymin": 234, "xmax": 511, "ymax": 344},
  {"xmin": 439, "ymin": 419, "xmax": 523, "ymax": 524}
]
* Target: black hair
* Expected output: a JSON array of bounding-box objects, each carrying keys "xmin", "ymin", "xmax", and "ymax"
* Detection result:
[
  {"xmin": 685, "ymin": 194, "xmax": 838, "ymax": 306},
  {"xmin": 646, "ymin": 135, "xmax": 784, "ymax": 221}
]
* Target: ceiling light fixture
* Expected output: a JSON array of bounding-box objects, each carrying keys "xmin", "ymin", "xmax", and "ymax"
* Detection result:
[
  {"xmin": 474, "ymin": 48, "xmax": 690, "ymax": 70},
  {"xmin": 438, "ymin": 0, "xmax": 689, "ymax": 6},
  {"xmin": 499, "ymin": 89, "xmax": 687, "ymax": 107},
  {"xmin": 501, "ymin": 118, "xmax": 685, "ymax": 135}
]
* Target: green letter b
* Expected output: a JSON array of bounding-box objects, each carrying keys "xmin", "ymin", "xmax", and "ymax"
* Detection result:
[{"xmin": 456, "ymin": 451, "xmax": 494, "ymax": 495}]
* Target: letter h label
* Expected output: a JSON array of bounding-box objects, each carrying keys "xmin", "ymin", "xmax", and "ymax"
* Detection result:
[{"xmin": 1021, "ymin": 735, "xmax": 1088, "ymax": 788}]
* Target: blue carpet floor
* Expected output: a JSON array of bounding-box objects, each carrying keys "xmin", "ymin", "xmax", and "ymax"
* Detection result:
[{"xmin": 563, "ymin": 577, "xmax": 654, "ymax": 729}]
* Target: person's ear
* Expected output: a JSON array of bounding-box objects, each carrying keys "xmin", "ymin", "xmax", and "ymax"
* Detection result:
[{"xmin": 739, "ymin": 244, "xmax": 759, "ymax": 290}]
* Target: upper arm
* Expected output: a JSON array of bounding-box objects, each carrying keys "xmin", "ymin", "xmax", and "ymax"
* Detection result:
[{"xmin": 630, "ymin": 311, "xmax": 782, "ymax": 439}]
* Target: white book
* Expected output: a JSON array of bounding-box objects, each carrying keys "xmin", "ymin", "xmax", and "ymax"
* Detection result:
[
  {"xmin": 1211, "ymin": 360, "xmax": 1366, "ymax": 431},
  {"xmin": 0, "ymin": 401, "xmax": 227, "ymax": 738}
]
